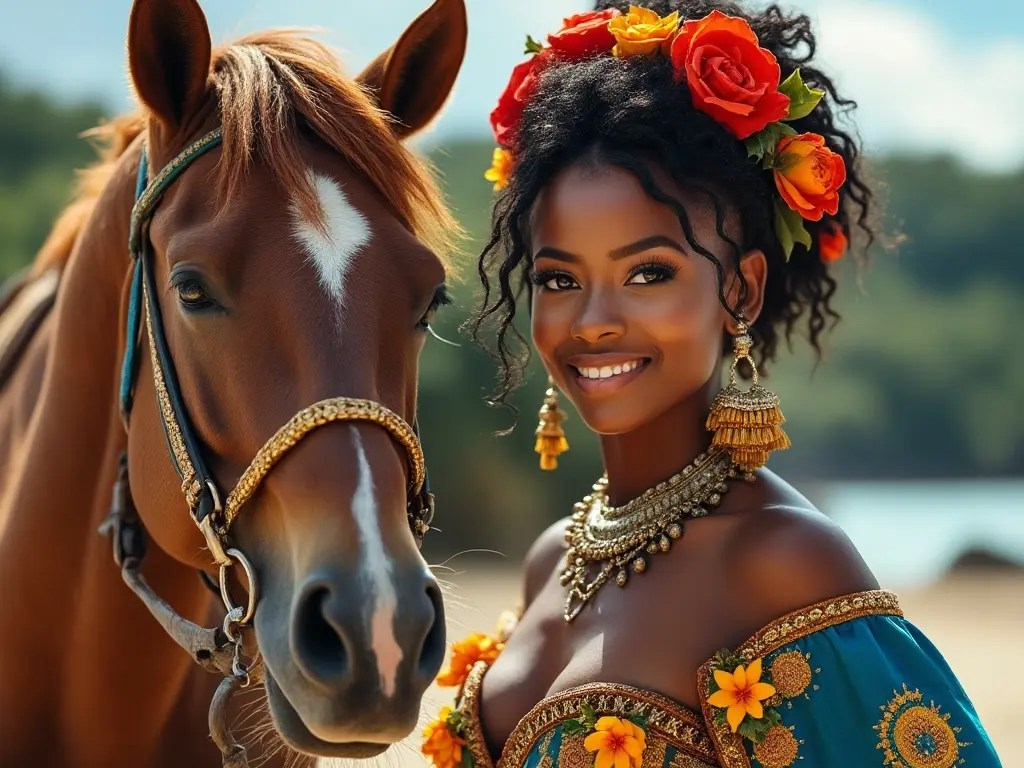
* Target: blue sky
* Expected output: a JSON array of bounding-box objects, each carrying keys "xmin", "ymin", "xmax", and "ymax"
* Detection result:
[{"xmin": 3, "ymin": 0, "xmax": 1023, "ymax": 171}]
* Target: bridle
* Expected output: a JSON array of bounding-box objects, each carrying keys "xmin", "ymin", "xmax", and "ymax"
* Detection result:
[{"xmin": 99, "ymin": 128, "xmax": 436, "ymax": 768}]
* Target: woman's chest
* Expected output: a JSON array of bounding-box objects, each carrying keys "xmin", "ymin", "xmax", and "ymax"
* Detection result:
[{"xmin": 477, "ymin": 568, "xmax": 740, "ymax": 758}]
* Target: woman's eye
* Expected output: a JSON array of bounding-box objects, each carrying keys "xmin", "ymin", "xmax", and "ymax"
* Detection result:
[
  {"xmin": 626, "ymin": 264, "xmax": 676, "ymax": 285},
  {"xmin": 175, "ymin": 279, "xmax": 214, "ymax": 309},
  {"xmin": 537, "ymin": 272, "xmax": 579, "ymax": 291}
]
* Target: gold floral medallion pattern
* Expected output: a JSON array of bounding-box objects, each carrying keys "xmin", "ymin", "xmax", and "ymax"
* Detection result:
[
  {"xmin": 875, "ymin": 685, "xmax": 970, "ymax": 768},
  {"xmin": 751, "ymin": 726, "xmax": 800, "ymax": 768}
]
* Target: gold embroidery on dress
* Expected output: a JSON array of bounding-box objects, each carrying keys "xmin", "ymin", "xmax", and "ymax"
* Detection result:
[
  {"xmin": 751, "ymin": 726, "xmax": 800, "ymax": 768},
  {"xmin": 699, "ymin": 590, "xmax": 903, "ymax": 768},
  {"xmin": 644, "ymin": 735, "xmax": 668, "ymax": 768},
  {"xmin": 668, "ymin": 748, "xmax": 718, "ymax": 768},
  {"xmin": 459, "ymin": 661, "xmax": 496, "ymax": 768},
  {"xmin": 498, "ymin": 683, "xmax": 716, "ymax": 768},
  {"xmin": 558, "ymin": 733, "xmax": 592, "ymax": 768},
  {"xmin": 874, "ymin": 684, "xmax": 970, "ymax": 768},
  {"xmin": 738, "ymin": 590, "xmax": 902, "ymax": 662},
  {"xmin": 537, "ymin": 731, "xmax": 555, "ymax": 768},
  {"xmin": 768, "ymin": 652, "xmax": 813, "ymax": 700}
]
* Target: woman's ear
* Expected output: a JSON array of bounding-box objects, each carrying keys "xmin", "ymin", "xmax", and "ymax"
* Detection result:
[{"xmin": 724, "ymin": 248, "xmax": 767, "ymax": 328}]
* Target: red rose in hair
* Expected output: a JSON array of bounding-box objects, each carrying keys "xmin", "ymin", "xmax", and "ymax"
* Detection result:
[
  {"xmin": 670, "ymin": 10, "xmax": 791, "ymax": 139},
  {"xmin": 547, "ymin": 9, "xmax": 621, "ymax": 58},
  {"xmin": 489, "ymin": 49, "xmax": 553, "ymax": 147}
]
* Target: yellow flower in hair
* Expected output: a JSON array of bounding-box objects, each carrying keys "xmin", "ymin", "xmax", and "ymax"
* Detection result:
[
  {"xmin": 485, "ymin": 147, "xmax": 514, "ymax": 191},
  {"xmin": 609, "ymin": 6, "xmax": 680, "ymax": 58}
]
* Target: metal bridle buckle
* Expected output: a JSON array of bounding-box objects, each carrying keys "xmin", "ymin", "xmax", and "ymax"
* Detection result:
[{"xmin": 219, "ymin": 547, "xmax": 258, "ymax": 628}]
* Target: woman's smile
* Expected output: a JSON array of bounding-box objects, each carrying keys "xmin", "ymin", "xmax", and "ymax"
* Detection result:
[{"xmin": 567, "ymin": 354, "xmax": 652, "ymax": 395}]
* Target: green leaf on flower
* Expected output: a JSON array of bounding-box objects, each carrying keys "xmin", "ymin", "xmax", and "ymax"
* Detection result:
[
  {"xmin": 562, "ymin": 719, "xmax": 586, "ymax": 736},
  {"xmin": 579, "ymin": 701, "xmax": 599, "ymax": 730},
  {"xmin": 744, "ymin": 131, "xmax": 774, "ymax": 162},
  {"xmin": 780, "ymin": 69, "xmax": 825, "ymax": 122},
  {"xmin": 745, "ymin": 122, "xmax": 797, "ymax": 164},
  {"xmin": 447, "ymin": 709, "xmax": 467, "ymax": 736},
  {"xmin": 459, "ymin": 745, "xmax": 475, "ymax": 768},
  {"xmin": 524, "ymin": 35, "xmax": 544, "ymax": 55},
  {"xmin": 628, "ymin": 714, "xmax": 649, "ymax": 731},
  {"xmin": 774, "ymin": 198, "xmax": 812, "ymax": 261}
]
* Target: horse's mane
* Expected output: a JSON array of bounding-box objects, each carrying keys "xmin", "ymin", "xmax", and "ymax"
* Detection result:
[{"xmin": 32, "ymin": 29, "xmax": 460, "ymax": 277}]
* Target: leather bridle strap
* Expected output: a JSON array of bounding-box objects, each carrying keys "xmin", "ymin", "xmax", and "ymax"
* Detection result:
[{"xmin": 118, "ymin": 130, "xmax": 433, "ymax": 571}]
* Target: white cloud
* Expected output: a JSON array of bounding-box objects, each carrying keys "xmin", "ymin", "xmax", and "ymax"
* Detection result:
[{"xmin": 801, "ymin": 0, "xmax": 1024, "ymax": 171}]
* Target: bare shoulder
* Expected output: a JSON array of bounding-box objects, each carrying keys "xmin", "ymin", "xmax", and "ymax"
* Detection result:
[
  {"xmin": 522, "ymin": 516, "xmax": 571, "ymax": 608},
  {"xmin": 724, "ymin": 499, "xmax": 880, "ymax": 629}
]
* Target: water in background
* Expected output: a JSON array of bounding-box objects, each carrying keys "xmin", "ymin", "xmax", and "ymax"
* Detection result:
[{"xmin": 823, "ymin": 480, "xmax": 1024, "ymax": 586}]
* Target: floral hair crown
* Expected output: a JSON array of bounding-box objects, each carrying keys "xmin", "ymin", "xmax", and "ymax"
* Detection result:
[{"xmin": 485, "ymin": 6, "xmax": 848, "ymax": 262}]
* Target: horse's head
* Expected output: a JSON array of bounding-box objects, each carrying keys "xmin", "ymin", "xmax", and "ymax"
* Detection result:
[{"xmin": 120, "ymin": 0, "xmax": 466, "ymax": 756}]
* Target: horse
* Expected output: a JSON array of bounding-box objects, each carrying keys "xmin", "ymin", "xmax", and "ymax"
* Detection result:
[{"xmin": 0, "ymin": 0, "xmax": 468, "ymax": 764}]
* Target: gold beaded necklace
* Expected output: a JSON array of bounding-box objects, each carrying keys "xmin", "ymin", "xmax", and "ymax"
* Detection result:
[{"xmin": 561, "ymin": 447, "xmax": 739, "ymax": 622}]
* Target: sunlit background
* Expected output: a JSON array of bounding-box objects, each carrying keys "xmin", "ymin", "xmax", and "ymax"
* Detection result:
[{"xmin": 2, "ymin": 0, "xmax": 1021, "ymax": 764}]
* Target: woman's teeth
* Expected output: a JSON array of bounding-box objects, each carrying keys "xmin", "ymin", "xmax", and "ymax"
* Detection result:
[{"xmin": 576, "ymin": 360, "xmax": 644, "ymax": 379}]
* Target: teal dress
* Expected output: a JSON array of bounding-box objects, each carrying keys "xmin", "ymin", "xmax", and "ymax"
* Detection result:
[{"xmin": 450, "ymin": 591, "xmax": 1002, "ymax": 768}]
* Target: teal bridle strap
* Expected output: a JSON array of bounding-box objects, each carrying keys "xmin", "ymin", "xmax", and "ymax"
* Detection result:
[{"xmin": 119, "ymin": 129, "xmax": 223, "ymax": 421}]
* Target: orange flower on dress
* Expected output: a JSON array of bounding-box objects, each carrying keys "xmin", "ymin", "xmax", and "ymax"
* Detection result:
[
  {"xmin": 436, "ymin": 632, "xmax": 504, "ymax": 689},
  {"xmin": 818, "ymin": 220, "xmax": 848, "ymax": 263},
  {"xmin": 609, "ymin": 6, "xmax": 680, "ymax": 58},
  {"xmin": 773, "ymin": 133, "xmax": 846, "ymax": 221},
  {"xmin": 485, "ymin": 148, "xmax": 514, "ymax": 191},
  {"xmin": 583, "ymin": 716, "xmax": 647, "ymax": 768},
  {"xmin": 421, "ymin": 707, "xmax": 466, "ymax": 768},
  {"xmin": 706, "ymin": 658, "xmax": 777, "ymax": 733}
]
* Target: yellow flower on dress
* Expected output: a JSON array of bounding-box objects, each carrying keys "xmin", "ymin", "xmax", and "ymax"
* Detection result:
[
  {"xmin": 608, "ymin": 6, "xmax": 680, "ymax": 58},
  {"xmin": 583, "ymin": 716, "xmax": 647, "ymax": 768},
  {"xmin": 421, "ymin": 706, "xmax": 466, "ymax": 768},
  {"xmin": 436, "ymin": 632, "xmax": 505, "ymax": 689},
  {"xmin": 707, "ymin": 658, "xmax": 777, "ymax": 733},
  {"xmin": 485, "ymin": 148, "xmax": 514, "ymax": 191}
]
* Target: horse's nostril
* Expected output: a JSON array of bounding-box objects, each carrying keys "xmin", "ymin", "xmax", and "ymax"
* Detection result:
[
  {"xmin": 417, "ymin": 581, "xmax": 446, "ymax": 680},
  {"xmin": 294, "ymin": 586, "xmax": 351, "ymax": 685}
]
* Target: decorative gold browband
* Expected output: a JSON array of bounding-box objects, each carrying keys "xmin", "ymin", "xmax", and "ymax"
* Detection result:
[
  {"xmin": 143, "ymin": 285, "xmax": 425, "ymax": 540},
  {"xmin": 222, "ymin": 397, "xmax": 425, "ymax": 528}
]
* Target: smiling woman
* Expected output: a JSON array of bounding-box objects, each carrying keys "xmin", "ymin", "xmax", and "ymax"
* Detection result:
[{"xmin": 453, "ymin": 2, "xmax": 1004, "ymax": 768}]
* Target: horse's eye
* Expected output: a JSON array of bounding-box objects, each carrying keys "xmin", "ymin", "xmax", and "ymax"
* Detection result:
[{"xmin": 174, "ymin": 278, "xmax": 215, "ymax": 310}]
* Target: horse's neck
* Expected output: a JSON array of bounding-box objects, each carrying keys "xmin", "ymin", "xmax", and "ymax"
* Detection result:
[{"xmin": 0, "ymin": 159, "xmax": 218, "ymax": 767}]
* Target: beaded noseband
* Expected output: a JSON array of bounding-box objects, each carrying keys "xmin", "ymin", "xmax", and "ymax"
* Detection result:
[{"xmin": 100, "ymin": 128, "xmax": 435, "ymax": 767}]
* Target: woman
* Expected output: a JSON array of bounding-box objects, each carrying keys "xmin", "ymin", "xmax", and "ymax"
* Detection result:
[{"xmin": 423, "ymin": 2, "xmax": 1002, "ymax": 767}]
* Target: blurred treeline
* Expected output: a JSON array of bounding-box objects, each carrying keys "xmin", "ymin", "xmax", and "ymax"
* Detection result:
[{"xmin": 1, "ymin": 74, "xmax": 1021, "ymax": 562}]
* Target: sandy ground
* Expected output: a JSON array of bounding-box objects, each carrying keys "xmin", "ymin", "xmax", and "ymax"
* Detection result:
[{"xmin": 340, "ymin": 566, "xmax": 1020, "ymax": 768}]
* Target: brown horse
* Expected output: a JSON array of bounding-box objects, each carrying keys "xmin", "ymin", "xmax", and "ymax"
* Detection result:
[{"xmin": 0, "ymin": 0, "xmax": 468, "ymax": 765}]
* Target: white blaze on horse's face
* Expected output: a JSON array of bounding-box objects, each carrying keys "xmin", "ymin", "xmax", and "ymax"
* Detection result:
[
  {"xmin": 291, "ymin": 175, "xmax": 403, "ymax": 697},
  {"xmin": 350, "ymin": 428, "xmax": 403, "ymax": 698},
  {"xmin": 291, "ymin": 172, "xmax": 372, "ymax": 310}
]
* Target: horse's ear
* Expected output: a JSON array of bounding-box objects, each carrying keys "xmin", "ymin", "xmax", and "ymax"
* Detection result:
[
  {"xmin": 357, "ymin": 0, "xmax": 468, "ymax": 138},
  {"xmin": 127, "ymin": 0, "xmax": 212, "ymax": 132}
]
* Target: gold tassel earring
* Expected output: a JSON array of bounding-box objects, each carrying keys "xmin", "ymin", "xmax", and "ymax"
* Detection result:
[
  {"xmin": 535, "ymin": 376, "xmax": 569, "ymax": 470},
  {"xmin": 706, "ymin": 321, "xmax": 790, "ymax": 476}
]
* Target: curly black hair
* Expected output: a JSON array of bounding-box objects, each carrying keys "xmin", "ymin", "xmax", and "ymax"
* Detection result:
[{"xmin": 470, "ymin": 0, "xmax": 878, "ymax": 410}]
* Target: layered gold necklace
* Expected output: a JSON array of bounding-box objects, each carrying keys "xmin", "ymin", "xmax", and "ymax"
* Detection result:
[{"xmin": 561, "ymin": 447, "xmax": 739, "ymax": 622}]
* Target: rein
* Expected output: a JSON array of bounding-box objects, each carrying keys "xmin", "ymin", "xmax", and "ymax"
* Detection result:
[{"xmin": 99, "ymin": 129, "xmax": 436, "ymax": 767}]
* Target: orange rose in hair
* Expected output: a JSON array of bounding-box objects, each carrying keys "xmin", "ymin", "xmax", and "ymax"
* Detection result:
[
  {"xmin": 490, "ymin": 50, "xmax": 553, "ymax": 147},
  {"xmin": 547, "ymin": 9, "xmax": 621, "ymax": 58},
  {"xmin": 773, "ymin": 133, "xmax": 846, "ymax": 221},
  {"xmin": 609, "ymin": 6, "xmax": 680, "ymax": 58},
  {"xmin": 670, "ymin": 10, "xmax": 790, "ymax": 139},
  {"xmin": 819, "ymin": 221, "xmax": 848, "ymax": 263}
]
